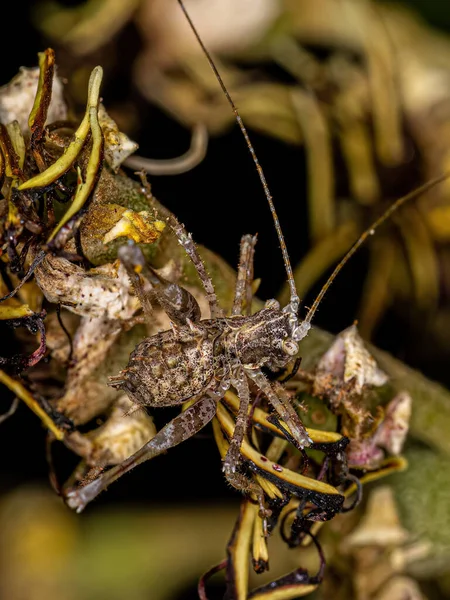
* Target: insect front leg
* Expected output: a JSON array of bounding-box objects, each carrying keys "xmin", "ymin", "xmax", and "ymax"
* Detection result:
[
  {"xmin": 232, "ymin": 234, "xmax": 257, "ymax": 316},
  {"xmin": 248, "ymin": 370, "xmax": 312, "ymax": 449},
  {"xmin": 64, "ymin": 392, "xmax": 218, "ymax": 512},
  {"xmin": 167, "ymin": 214, "xmax": 224, "ymax": 318}
]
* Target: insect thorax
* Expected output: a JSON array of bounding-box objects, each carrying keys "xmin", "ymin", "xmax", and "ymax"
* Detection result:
[{"xmin": 222, "ymin": 307, "xmax": 295, "ymax": 371}]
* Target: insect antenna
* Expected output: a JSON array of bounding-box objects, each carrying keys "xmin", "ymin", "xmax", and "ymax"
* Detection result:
[
  {"xmin": 302, "ymin": 172, "xmax": 450, "ymax": 327},
  {"xmin": 177, "ymin": 0, "xmax": 300, "ymax": 314},
  {"xmin": 177, "ymin": 1, "xmax": 450, "ymax": 334}
]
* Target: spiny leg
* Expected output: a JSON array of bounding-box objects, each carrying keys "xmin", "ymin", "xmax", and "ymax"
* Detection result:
[
  {"xmin": 118, "ymin": 243, "xmax": 154, "ymax": 324},
  {"xmin": 223, "ymin": 368, "xmax": 251, "ymax": 478},
  {"xmin": 223, "ymin": 368, "xmax": 269, "ymax": 516},
  {"xmin": 232, "ymin": 234, "xmax": 257, "ymax": 316},
  {"xmin": 167, "ymin": 213, "xmax": 224, "ymax": 318},
  {"xmin": 64, "ymin": 393, "xmax": 217, "ymax": 512},
  {"xmin": 118, "ymin": 242, "xmax": 201, "ymax": 325},
  {"xmin": 248, "ymin": 370, "xmax": 312, "ymax": 449}
]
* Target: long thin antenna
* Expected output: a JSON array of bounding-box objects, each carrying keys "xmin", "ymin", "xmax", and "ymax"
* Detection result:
[
  {"xmin": 177, "ymin": 0, "xmax": 299, "ymax": 311},
  {"xmin": 177, "ymin": 0, "xmax": 450, "ymax": 330},
  {"xmin": 303, "ymin": 172, "xmax": 450, "ymax": 325}
]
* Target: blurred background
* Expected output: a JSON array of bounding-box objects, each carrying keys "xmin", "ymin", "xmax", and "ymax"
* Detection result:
[{"xmin": 2, "ymin": 1, "xmax": 450, "ymax": 598}]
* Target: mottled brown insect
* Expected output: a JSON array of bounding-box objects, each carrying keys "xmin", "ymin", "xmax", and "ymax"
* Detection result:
[
  {"xmin": 64, "ymin": 0, "xmax": 448, "ymax": 513},
  {"xmin": 66, "ymin": 204, "xmax": 315, "ymax": 512}
]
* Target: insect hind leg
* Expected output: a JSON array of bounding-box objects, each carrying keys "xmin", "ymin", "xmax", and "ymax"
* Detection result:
[
  {"xmin": 64, "ymin": 392, "xmax": 218, "ymax": 512},
  {"xmin": 118, "ymin": 241, "xmax": 201, "ymax": 326}
]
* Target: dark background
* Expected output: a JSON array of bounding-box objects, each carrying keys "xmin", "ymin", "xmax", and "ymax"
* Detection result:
[{"xmin": 1, "ymin": 3, "xmax": 450, "ymax": 598}]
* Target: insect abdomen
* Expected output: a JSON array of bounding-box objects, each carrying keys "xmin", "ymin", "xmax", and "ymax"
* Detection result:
[{"xmin": 114, "ymin": 329, "xmax": 216, "ymax": 407}]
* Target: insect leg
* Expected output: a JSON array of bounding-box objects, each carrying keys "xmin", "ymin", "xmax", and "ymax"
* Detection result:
[
  {"xmin": 223, "ymin": 370, "xmax": 270, "ymax": 515},
  {"xmin": 167, "ymin": 213, "xmax": 224, "ymax": 318},
  {"xmin": 232, "ymin": 234, "xmax": 257, "ymax": 316},
  {"xmin": 118, "ymin": 242, "xmax": 201, "ymax": 325},
  {"xmin": 248, "ymin": 370, "xmax": 312, "ymax": 449},
  {"xmin": 64, "ymin": 392, "xmax": 217, "ymax": 512},
  {"xmin": 223, "ymin": 368, "xmax": 251, "ymax": 477}
]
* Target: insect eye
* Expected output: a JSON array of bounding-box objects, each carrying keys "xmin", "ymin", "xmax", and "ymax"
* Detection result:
[{"xmin": 282, "ymin": 339, "xmax": 298, "ymax": 356}]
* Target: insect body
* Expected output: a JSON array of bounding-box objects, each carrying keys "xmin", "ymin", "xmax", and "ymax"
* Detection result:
[
  {"xmin": 65, "ymin": 227, "xmax": 334, "ymax": 512},
  {"xmin": 93, "ymin": 224, "xmax": 313, "ymax": 511},
  {"xmin": 64, "ymin": 0, "xmax": 449, "ymax": 513},
  {"xmin": 116, "ymin": 294, "xmax": 309, "ymax": 433}
]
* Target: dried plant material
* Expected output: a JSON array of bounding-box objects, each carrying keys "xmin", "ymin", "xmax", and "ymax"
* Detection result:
[
  {"xmin": 290, "ymin": 88, "xmax": 335, "ymax": 243},
  {"xmin": 35, "ymin": 255, "xmax": 139, "ymax": 319},
  {"xmin": 28, "ymin": 49, "xmax": 55, "ymax": 139},
  {"xmin": 278, "ymin": 221, "xmax": 359, "ymax": 307},
  {"xmin": 297, "ymin": 325, "xmax": 413, "ymax": 470},
  {"xmin": 338, "ymin": 486, "xmax": 431, "ymax": 600},
  {"xmin": 31, "ymin": 0, "xmax": 450, "ymax": 350},
  {"xmin": 345, "ymin": 437, "xmax": 385, "ymax": 470},
  {"xmin": 83, "ymin": 395, "xmax": 156, "ymax": 466},
  {"xmin": 0, "ymin": 124, "xmax": 21, "ymax": 182},
  {"xmin": 215, "ymin": 401, "xmax": 344, "ymax": 512},
  {"xmin": 55, "ymin": 317, "xmax": 130, "ymax": 425},
  {"xmin": 60, "ymin": 395, "xmax": 157, "ymax": 484},
  {"xmin": 222, "ymin": 390, "xmax": 343, "ymax": 448},
  {"xmin": 19, "ymin": 65, "xmax": 103, "ymax": 193},
  {"xmin": 5, "ymin": 122, "xmax": 25, "ymax": 171},
  {"xmin": 0, "ymin": 396, "xmax": 19, "ymax": 425},
  {"xmin": 200, "ymin": 484, "xmax": 321, "ymax": 599},
  {"xmin": 372, "ymin": 576, "xmax": 426, "ymax": 600},
  {"xmin": 396, "ymin": 206, "xmax": 440, "ymax": 311},
  {"xmin": 344, "ymin": 486, "xmax": 409, "ymax": 548},
  {"xmin": 0, "ymin": 65, "xmax": 67, "ymax": 136},
  {"xmin": 88, "ymin": 0, "xmax": 450, "ymax": 343},
  {"xmin": 98, "ymin": 104, "xmax": 138, "ymax": 173},
  {"xmin": 346, "ymin": 392, "xmax": 411, "ymax": 469},
  {"xmin": 47, "ymin": 66, "xmax": 104, "ymax": 241},
  {"xmin": 309, "ymin": 324, "xmax": 388, "ymax": 442},
  {"xmin": 0, "ymin": 370, "xmax": 64, "ymax": 440},
  {"xmin": 44, "ymin": 309, "xmax": 79, "ymax": 364},
  {"xmin": 357, "ymin": 236, "xmax": 397, "ymax": 339},
  {"xmin": 314, "ymin": 325, "xmax": 388, "ymax": 397},
  {"xmin": 373, "ymin": 391, "xmax": 411, "ymax": 456},
  {"xmin": 226, "ymin": 500, "xmax": 254, "ymax": 599},
  {"xmin": 102, "ymin": 208, "xmax": 165, "ymax": 245},
  {"xmin": 252, "ymin": 506, "xmax": 270, "ymax": 574}
]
